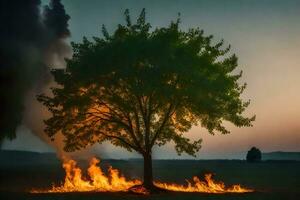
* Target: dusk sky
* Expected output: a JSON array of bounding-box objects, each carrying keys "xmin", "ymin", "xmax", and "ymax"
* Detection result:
[{"xmin": 3, "ymin": 0, "xmax": 300, "ymax": 159}]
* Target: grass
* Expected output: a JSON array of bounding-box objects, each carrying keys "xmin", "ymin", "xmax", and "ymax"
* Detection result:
[{"xmin": 0, "ymin": 160, "xmax": 300, "ymax": 199}]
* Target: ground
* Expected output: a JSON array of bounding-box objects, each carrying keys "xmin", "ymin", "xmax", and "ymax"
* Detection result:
[{"xmin": 0, "ymin": 159, "xmax": 300, "ymax": 200}]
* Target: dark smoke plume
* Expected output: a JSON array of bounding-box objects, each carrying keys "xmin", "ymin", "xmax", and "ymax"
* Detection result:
[{"xmin": 0, "ymin": 0, "xmax": 71, "ymax": 143}]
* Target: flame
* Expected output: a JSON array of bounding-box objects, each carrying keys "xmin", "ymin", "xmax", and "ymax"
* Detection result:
[
  {"xmin": 31, "ymin": 157, "xmax": 253, "ymax": 194},
  {"xmin": 154, "ymin": 174, "xmax": 253, "ymax": 193},
  {"xmin": 32, "ymin": 157, "xmax": 141, "ymax": 193}
]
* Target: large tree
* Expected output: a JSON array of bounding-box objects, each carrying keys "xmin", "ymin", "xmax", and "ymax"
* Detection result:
[{"xmin": 38, "ymin": 9, "xmax": 255, "ymax": 191}]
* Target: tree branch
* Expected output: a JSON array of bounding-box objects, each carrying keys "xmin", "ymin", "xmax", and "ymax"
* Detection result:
[
  {"xmin": 150, "ymin": 103, "xmax": 175, "ymax": 147},
  {"xmin": 83, "ymin": 103, "xmax": 145, "ymax": 152},
  {"xmin": 97, "ymin": 130, "xmax": 140, "ymax": 152},
  {"xmin": 124, "ymin": 112, "xmax": 145, "ymax": 153}
]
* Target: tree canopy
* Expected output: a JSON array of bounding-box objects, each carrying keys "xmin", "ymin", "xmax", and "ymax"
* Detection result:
[
  {"xmin": 38, "ymin": 9, "xmax": 255, "ymax": 157},
  {"xmin": 246, "ymin": 147, "xmax": 261, "ymax": 162}
]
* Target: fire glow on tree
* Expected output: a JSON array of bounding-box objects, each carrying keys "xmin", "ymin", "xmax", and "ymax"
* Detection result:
[{"xmin": 38, "ymin": 9, "xmax": 255, "ymax": 192}]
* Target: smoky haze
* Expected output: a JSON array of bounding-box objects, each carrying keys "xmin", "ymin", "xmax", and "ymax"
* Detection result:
[
  {"xmin": 0, "ymin": 0, "xmax": 71, "ymax": 152},
  {"xmin": 2, "ymin": 0, "xmax": 300, "ymax": 160}
]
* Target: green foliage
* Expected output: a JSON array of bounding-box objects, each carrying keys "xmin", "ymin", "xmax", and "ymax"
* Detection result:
[{"xmin": 38, "ymin": 9, "xmax": 255, "ymax": 156}]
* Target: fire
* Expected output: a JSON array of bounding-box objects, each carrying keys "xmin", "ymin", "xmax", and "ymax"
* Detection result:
[
  {"xmin": 32, "ymin": 157, "xmax": 141, "ymax": 193},
  {"xmin": 31, "ymin": 157, "xmax": 253, "ymax": 194},
  {"xmin": 154, "ymin": 174, "xmax": 253, "ymax": 193}
]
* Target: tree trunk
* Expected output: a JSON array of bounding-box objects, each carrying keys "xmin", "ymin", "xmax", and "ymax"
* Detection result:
[{"xmin": 143, "ymin": 152, "xmax": 154, "ymax": 189}]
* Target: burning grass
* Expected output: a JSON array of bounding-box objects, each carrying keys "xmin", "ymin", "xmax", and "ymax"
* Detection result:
[{"xmin": 31, "ymin": 157, "xmax": 253, "ymax": 194}]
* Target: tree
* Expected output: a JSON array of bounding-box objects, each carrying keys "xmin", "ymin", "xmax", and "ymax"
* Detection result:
[
  {"xmin": 246, "ymin": 147, "xmax": 261, "ymax": 162},
  {"xmin": 38, "ymin": 9, "xmax": 255, "ymax": 192}
]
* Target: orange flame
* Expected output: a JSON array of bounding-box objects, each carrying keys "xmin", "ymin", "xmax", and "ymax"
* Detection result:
[
  {"xmin": 32, "ymin": 157, "xmax": 141, "ymax": 193},
  {"xmin": 154, "ymin": 174, "xmax": 253, "ymax": 193},
  {"xmin": 31, "ymin": 157, "xmax": 253, "ymax": 194}
]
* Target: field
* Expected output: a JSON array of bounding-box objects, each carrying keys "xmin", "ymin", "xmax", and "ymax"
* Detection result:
[{"xmin": 0, "ymin": 159, "xmax": 300, "ymax": 200}]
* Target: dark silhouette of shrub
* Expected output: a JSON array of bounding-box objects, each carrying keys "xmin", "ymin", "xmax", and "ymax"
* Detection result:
[{"xmin": 246, "ymin": 147, "xmax": 262, "ymax": 162}]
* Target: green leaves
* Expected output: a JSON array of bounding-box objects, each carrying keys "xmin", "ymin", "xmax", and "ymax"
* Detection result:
[
  {"xmin": 38, "ymin": 9, "xmax": 254, "ymax": 156},
  {"xmin": 173, "ymin": 134, "xmax": 202, "ymax": 157}
]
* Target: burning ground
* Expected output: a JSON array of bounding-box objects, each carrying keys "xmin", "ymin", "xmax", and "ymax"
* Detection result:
[
  {"xmin": 31, "ymin": 157, "xmax": 253, "ymax": 194},
  {"xmin": 1, "ymin": 151, "xmax": 300, "ymax": 199}
]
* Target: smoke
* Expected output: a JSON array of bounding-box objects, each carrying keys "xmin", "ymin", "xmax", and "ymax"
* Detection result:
[{"xmin": 0, "ymin": 0, "xmax": 71, "ymax": 153}]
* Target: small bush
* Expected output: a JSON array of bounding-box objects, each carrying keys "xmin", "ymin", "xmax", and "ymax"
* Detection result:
[{"xmin": 246, "ymin": 147, "xmax": 262, "ymax": 162}]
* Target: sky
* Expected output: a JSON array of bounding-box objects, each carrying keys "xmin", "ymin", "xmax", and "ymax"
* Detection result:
[{"xmin": 2, "ymin": 0, "xmax": 300, "ymax": 159}]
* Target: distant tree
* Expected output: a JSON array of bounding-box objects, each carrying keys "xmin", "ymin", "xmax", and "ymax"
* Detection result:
[
  {"xmin": 246, "ymin": 147, "xmax": 261, "ymax": 162},
  {"xmin": 38, "ymin": 9, "xmax": 255, "ymax": 192}
]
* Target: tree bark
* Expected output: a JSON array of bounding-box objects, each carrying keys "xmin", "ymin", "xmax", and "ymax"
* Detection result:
[{"xmin": 143, "ymin": 152, "xmax": 154, "ymax": 189}]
